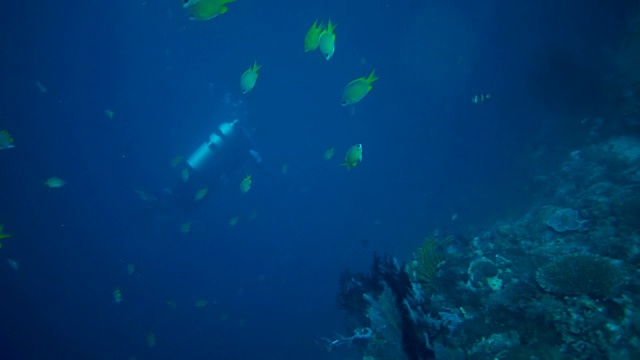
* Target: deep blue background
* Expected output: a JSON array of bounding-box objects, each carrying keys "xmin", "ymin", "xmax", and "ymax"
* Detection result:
[{"xmin": 0, "ymin": 0, "xmax": 628, "ymax": 358}]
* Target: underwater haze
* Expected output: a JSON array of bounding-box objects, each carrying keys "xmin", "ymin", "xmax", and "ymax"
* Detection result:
[{"xmin": 1, "ymin": 0, "xmax": 638, "ymax": 359}]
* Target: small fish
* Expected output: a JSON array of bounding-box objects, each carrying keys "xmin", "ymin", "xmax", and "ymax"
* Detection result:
[
  {"xmin": 146, "ymin": 332, "xmax": 156, "ymax": 348},
  {"xmin": 181, "ymin": 168, "xmax": 190, "ymax": 182},
  {"xmin": 341, "ymin": 144, "xmax": 363, "ymax": 171},
  {"xmin": 166, "ymin": 300, "xmax": 177, "ymax": 308},
  {"xmin": 183, "ymin": 0, "xmax": 236, "ymax": 21},
  {"xmin": 170, "ymin": 155, "xmax": 184, "ymax": 167},
  {"xmin": 318, "ymin": 19, "xmax": 336, "ymax": 60},
  {"xmin": 36, "ymin": 81, "xmax": 47, "ymax": 93},
  {"xmin": 134, "ymin": 189, "xmax": 156, "ymax": 201},
  {"xmin": 229, "ymin": 216, "xmax": 240, "ymax": 226},
  {"xmin": 304, "ymin": 20, "xmax": 323, "ymax": 52},
  {"xmin": 114, "ymin": 288, "xmax": 123, "ymax": 304},
  {"xmin": 342, "ymin": 70, "xmax": 379, "ymax": 106},
  {"xmin": 180, "ymin": 222, "xmax": 192, "ymax": 233},
  {"xmin": 44, "ymin": 177, "xmax": 65, "ymax": 188},
  {"xmin": 7, "ymin": 258, "xmax": 18, "ymax": 271},
  {"xmin": 0, "ymin": 225, "xmax": 11, "ymax": 240},
  {"xmin": 194, "ymin": 187, "xmax": 208, "ymax": 201},
  {"xmin": 0, "ymin": 130, "xmax": 15, "ymax": 150},
  {"xmin": 127, "ymin": 264, "xmax": 135, "ymax": 275},
  {"xmin": 239, "ymin": 175, "xmax": 252, "ymax": 193},
  {"xmin": 323, "ymin": 147, "xmax": 335, "ymax": 160},
  {"xmin": 104, "ymin": 110, "xmax": 114, "ymax": 119},
  {"xmin": 281, "ymin": 165, "xmax": 289, "ymax": 174},
  {"xmin": 195, "ymin": 299, "xmax": 208, "ymax": 307},
  {"xmin": 240, "ymin": 62, "xmax": 261, "ymax": 94},
  {"xmin": 471, "ymin": 93, "xmax": 491, "ymax": 104}
]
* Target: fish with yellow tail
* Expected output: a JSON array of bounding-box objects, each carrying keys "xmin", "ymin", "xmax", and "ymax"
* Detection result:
[
  {"xmin": 341, "ymin": 144, "xmax": 363, "ymax": 171},
  {"xmin": 239, "ymin": 175, "xmax": 252, "ymax": 193},
  {"xmin": 44, "ymin": 177, "xmax": 65, "ymax": 188},
  {"xmin": 0, "ymin": 130, "xmax": 15, "ymax": 150},
  {"xmin": 0, "ymin": 225, "xmax": 11, "ymax": 246},
  {"xmin": 323, "ymin": 146, "xmax": 335, "ymax": 160},
  {"xmin": 240, "ymin": 62, "xmax": 261, "ymax": 94},
  {"xmin": 114, "ymin": 288, "xmax": 123, "ymax": 304},
  {"xmin": 194, "ymin": 187, "xmax": 208, "ymax": 201},
  {"xmin": 182, "ymin": 0, "xmax": 236, "ymax": 21},
  {"xmin": 318, "ymin": 19, "xmax": 336, "ymax": 60},
  {"xmin": 471, "ymin": 93, "xmax": 491, "ymax": 104},
  {"xmin": 304, "ymin": 20, "xmax": 324, "ymax": 52},
  {"xmin": 342, "ymin": 70, "xmax": 379, "ymax": 106}
]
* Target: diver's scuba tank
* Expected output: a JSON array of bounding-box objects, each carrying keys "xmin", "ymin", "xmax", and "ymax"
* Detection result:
[{"xmin": 187, "ymin": 119, "xmax": 239, "ymax": 173}]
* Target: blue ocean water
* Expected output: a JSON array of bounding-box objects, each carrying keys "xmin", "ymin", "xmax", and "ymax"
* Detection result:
[{"xmin": 0, "ymin": 0, "xmax": 635, "ymax": 359}]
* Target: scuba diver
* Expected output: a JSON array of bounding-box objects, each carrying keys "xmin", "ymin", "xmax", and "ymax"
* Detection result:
[
  {"xmin": 171, "ymin": 115, "xmax": 262, "ymax": 213},
  {"xmin": 143, "ymin": 94, "xmax": 263, "ymax": 218}
]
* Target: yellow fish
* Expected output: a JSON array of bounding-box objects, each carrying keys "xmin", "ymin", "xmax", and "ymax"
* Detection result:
[
  {"xmin": 304, "ymin": 20, "xmax": 323, "ymax": 52},
  {"xmin": 127, "ymin": 264, "xmax": 135, "ymax": 275},
  {"xmin": 146, "ymin": 332, "xmax": 156, "ymax": 348},
  {"xmin": 323, "ymin": 147, "xmax": 335, "ymax": 160},
  {"xmin": 114, "ymin": 288, "xmax": 123, "ymax": 304},
  {"xmin": 342, "ymin": 70, "xmax": 379, "ymax": 106},
  {"xmin": 240, "ymin": 62, "xmax": 261, "ymax": 94},
  {"xmin": 181, "ymin": 168, "xmax": 190, "ymax": 182},
  {"xmin": 239, "ymin": 175, "xmax": 252, "ymax": 193},
  {"xmin": 229, "ymin": 216, "xmax": 240, "ymax": 226},
  {"xmin": 318, "ymin": 19, "xmax": 336, "ymax": 60},
  {"xmin": 104, "ymin": 110, "xmax": 114, "ymax": 119},
  {"xmin": 183, "ymin": 0, "xmax": 236, "ymax": 21},
  {"xmin": 180, "ymin": 222, "xmax": 192, "ymax": 233},
  {"xmin": 134, "ymin": 189, "xmax": 156, "ymax": 201},
  {"xmin": 170, "ymin": 155, "xmax": 184, "ymax": 167},
  {"xmin": 0, "ymin": 130, "xmax": 15, "ymax": 150},
  {"xmin": 44, "ymin": 177, "xmax": 65, "ymax": 188},
  {"xmin": 195, "ymin": 299, "xmax": 208, "ymax": 307},
  {"xmin": 471, "ymin": 93, "xmax": 491, "ymax": 104},
  {"xmin": 342, "ymin": 144, "xmax": 363, "ymax": 170},
  {"xmin": 0, "ymin": 224, "xmax": 12, "ymax": 240},
  {"xmin": 194, "ymin": 187, "xmax": 208, "ymax": 201}
]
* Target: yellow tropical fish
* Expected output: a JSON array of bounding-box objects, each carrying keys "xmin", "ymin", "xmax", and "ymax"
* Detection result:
[
  {"xmin": 342, "ymin": 144, "xmax": 363, "ymax": 170},
  {"xmin": 44, "ymin": 177, "xmax": 65, "ymax": 188},
  {"xmin": 240, "ymin": 62, "xmax": 261, "ymax": 94},
  {"xmin": 342, "ymin": 70, "xmax": 379, "ymax": 106},
  {"xmin": 0, "ymin": 130, "xmax": 15, "ymax": 150},
  {"xmin": 323, "ymin": 147, "xmax": 335, "ymax": 160},
  {"xmin": 183, "ymin": 0, "xmax": 236, "ymax": 21},
  {"xmin": 0, "ymin": 224, "xmax": 11, "ymax": 240},
  {"xmin": 146, "ymin": 332, "xmax": 156, "ymax": 348},
  {"xmin": 180, "ymin": 222, "xmax": 192, "ymax": 233},
  {"xmin": 304, "ymin": 20, "xmax": 323, "ymax": 52},
  {"xmin": 318, "ymin": 19, "xmax": 336, "ymax": 60},
  {"xmin": 114, "ymin": 288, "xmax": 123, "ymax": 304},
  {"xmin": 170, "ymin": 155, "xmax": 184, "ymax": 167},
  {"xmin": 239, "ymin": 175, "xmax": 252, "ymax": 193},
  {"xmin": 134, "ymin": 189, "xmax": 156, "ymax": 201},
  {"xmin": 471, "ymin": 93, "xmax": 491, "ymax": 104},
  {"xmin": 194, "ymin": 187, "xmax": 208, "ymax": 201}
]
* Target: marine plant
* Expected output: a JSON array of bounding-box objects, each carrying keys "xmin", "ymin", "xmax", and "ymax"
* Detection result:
[{"xmin": 408, "ymin": 236, "xmax": 450, "ymax": 287}]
